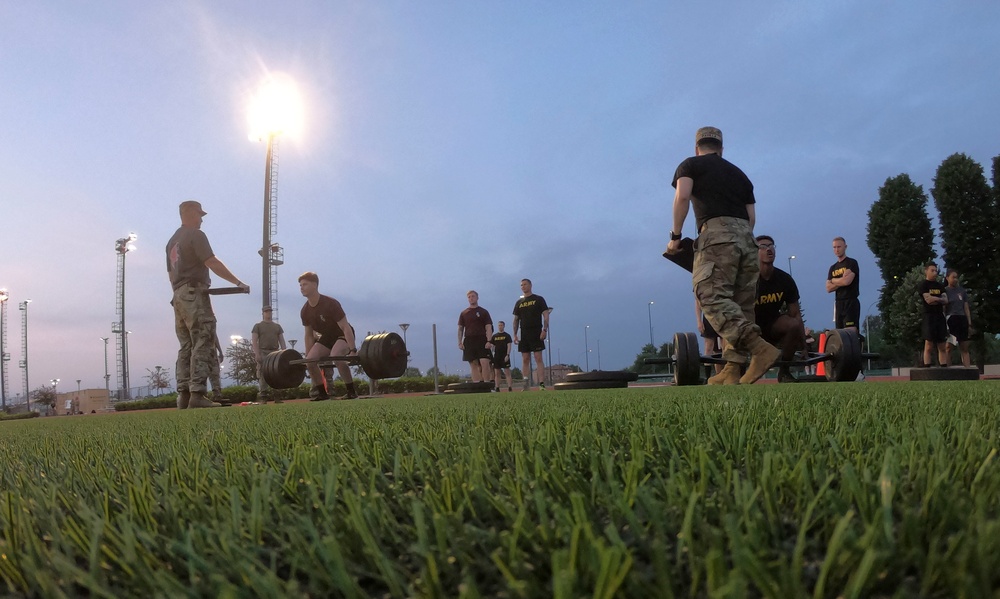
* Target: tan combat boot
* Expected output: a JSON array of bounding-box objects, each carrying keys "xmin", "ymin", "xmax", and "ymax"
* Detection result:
[
  {"xmin": 739, "ymin": 338, "xmax": 781, "ymax": 385},
  {"xmin": 188, "ymin": 392, "xmax": 222, "ymax": 408},
  {"xmin": 707, "ymin": 362, "xmax": 741, "ymax": 385},
  {"xmin": 176, "ymin": 391, "xmax": 190, "ymax": 410}
]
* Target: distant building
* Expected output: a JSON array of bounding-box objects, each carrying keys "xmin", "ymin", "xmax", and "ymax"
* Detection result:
[{"xmin": 54, "ymin": 389, "xmax": 111, "ymax": 415}]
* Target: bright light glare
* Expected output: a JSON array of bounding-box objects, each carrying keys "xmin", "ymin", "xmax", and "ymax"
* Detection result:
[{"xmin": 248, "ymin": 73, "xmax": 304, "ymax": 141}]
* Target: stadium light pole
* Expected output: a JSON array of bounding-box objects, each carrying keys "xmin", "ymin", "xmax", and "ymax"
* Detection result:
[
  {"xmin": 19, "ymin": 299, "xmax": 31, "ymax": 410},
  {"xmin": 647, "ymin": 301, "xmax": 655, "ymax": 348},
  {"xmin": 100, "ymin": 337, "xmax": 111, "ymax": 401},
  {"xmin": 788, "ymin": 255, "xmax": 796, "ymax": 277},
  {"xmin": 584, "ymin": 325, "xmax": 590, "ymax": 371},
  {"xmin": 399, "ymin": 324, "xmax": 409, "ymax": 363},
  {"xmin": 0, "ymin": 288, "xmax": 8, "ymax": 411},
  {"xmin": 248, "ymin": 74, "xmax": 303, "ymax": 314}
]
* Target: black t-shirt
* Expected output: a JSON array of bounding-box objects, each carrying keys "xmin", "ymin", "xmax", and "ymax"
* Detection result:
[
  {"xmin": 300, "ymin": 295, "xmax": 347, "ymax": 341},
  {"xmin": 828, "ymin": 257, "xmax": 860, "ymax": 301},
  {"xmin": 671, "ymin": 153, "xmax": 755, "ymax": 231},
  {"xmin": 755, "ymin": 268, "xmax": 800, "ymax": 331},
  {"xmin": 512, "ymin": 294, "xmax": 550, "ymax": 330},
  {"xmin": 458, "ymin": 307, "xmax": 493, "ymax": 338},
  {"xmin": 490, "ymin": 331, "xmax": 512, "ymax": 359},
  {"xmin": 919, "ymin": 279, "xmax": 947, "ymax": 315},
  {"xmin": 166, "ymin": 226, "xmax": 214, "ymax": 290}
]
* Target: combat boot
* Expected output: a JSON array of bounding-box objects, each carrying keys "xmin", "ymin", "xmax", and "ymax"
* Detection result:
[
  {"xmin": 176, "ymin": 390, "xmax": 190, "ymax": 410},
  {"xmin": 739, "ymin": 338, "xmax": 781, "ymax": 385},
  {"xmin": 188, "ymin": 392, "xmax": 222, "ymax": 408},
  {"xmin": 707, "ymin": 362, "xmax": 741, "ymax": 385}
]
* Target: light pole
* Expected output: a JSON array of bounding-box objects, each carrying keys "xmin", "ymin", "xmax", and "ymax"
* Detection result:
[
  {"xmin": 100, "ymin": 337, "xmax": 111, "ymax": 401},
  {"xmin": 597, "ymin": 339, "xmax": 602, "ymax": 370},
  {"xmin": 249, "ymin": 75, "xmax": 302, "ymax": 314},
  {"xmin": 584, "ymin": 325, "xmax": 590, "ymax": 371},
  {"xmin": 50, "ymin": 378, "xmax": 59, "ymax": 412},
  {"xmin": 647, "ymin": 301, "xmax": 655, "ymax": 348},
  {"xmin": 288, "ymin": 339, "xmax": 297, "ymax": 349},
  {"xmin": 864, "ymin": 300, "xmax": 878, "ymax": 371},
  {"xmin": 399, "ymin": 324, "xmax": 410, "ymax": 363},
  {"xmin": 115, "ymin": 233, "xmax": 136, "ymax": 400},
  {"xmin": 0, "ymin": 288, "xmax": 8, "ymax": 411},
  {"xmin": 788, "ymin": 255, "xmax": 796, "ymax": 277},
  {"xmin": 18, "ymin": 299, "xmax": 31, "ymax": 410}
]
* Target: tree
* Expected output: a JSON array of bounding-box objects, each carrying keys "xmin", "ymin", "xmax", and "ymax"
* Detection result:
[
  {"xmin": 885, "ymin": 265, "xmax": 928, "ymax": 366},
  {"xmin": 145, "ymin": 366, "xmax": 171, "ymax": 396},
  {"xmin": 224, "ymin": 338, "xmax": 259, "ymax": 386},
  {"xmin": 31, "ymin": 386, "xmax": 57, "ymax": 411},
  {"xmin": 511, "ymin": 367, "xmax": 523, "ymax": 380},
  {"xmin": 403, "ymin": 366, "xmax": 422, "ymax": 377},
  {"xmin": 931, "ymin": 153, "xmax": 1000, "ymax": 337},
  {"xmin": 627, "ymin": 343, "xmax": 672, "ymax": 374},
  {"xmin": 866, "ymin": 174, "xmax": 936, "ymax": 345}
]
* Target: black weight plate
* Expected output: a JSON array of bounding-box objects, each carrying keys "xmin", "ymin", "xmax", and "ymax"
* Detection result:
[
  {"xmin": 824, "ymin": 329, "xmax": 862, "ymax": 382},
  {"xmin": 359, "ymin": 332, "xmax": 407, "ymax": 379},
  {"xmin": 909, "ymin": 367, "xmax": 980, "ymax": 381},
  {"xmin": 553, "ymin": 380, "xmax": 629, "ymax": 391},
  {"xmin": 263, "ymin": 349, "xmax": 306, "ymax": 389},
  {"xmin": 565, "ymin": 371, "xmax": 639, "ymax": 383},
  {"xmin": 674, "ymin": 332, "xmax": 702, "ymax": 386}
]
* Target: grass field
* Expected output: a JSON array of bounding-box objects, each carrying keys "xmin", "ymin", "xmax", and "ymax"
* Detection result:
[{"xmin": 1, "ymin": 382, "xmax": 998, "ymax": 598}]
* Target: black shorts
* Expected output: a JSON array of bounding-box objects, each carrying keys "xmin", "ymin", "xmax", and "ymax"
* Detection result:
[
  {"xmin": 947, "ymin": 315, "xmax": 969, "ymax": 343},
  {"xmin": 518, "ymin": 328, "xmax": 545, "ymax": 353},
  {"xmin": 922, "ymin": 312, "xmax": 948, "ymax": 343},
  {"xmin": 700, "ymin": 315, "xmax": 719, "ymax": 340},
  {"xmin": 758, "ymin": 320, "xmax": 781, "ymax": 345},
  {"xmin": 317, "ymin": 326, "xmax": 355, "ymax": 349},
  {"xmin": 462, "ymin": 335, "xmax": 491, "ymax": 361},
  {"xmin": 492, "ymin": 353, "xmax": 511, "ymax": 369},
  {"xmin": 835, "ymin": 299, "xmax": 860, "ymax": 329}
]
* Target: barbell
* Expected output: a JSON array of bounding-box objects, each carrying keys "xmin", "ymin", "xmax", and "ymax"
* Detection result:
[{"xmin": 261, "ymin": 332, "xmax": 408, "ymax": 389}]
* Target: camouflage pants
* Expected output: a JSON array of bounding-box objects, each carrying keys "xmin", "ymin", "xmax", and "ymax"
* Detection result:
[
  {"xmin": 208, "ymin": 321, "xmax": 222, "ymax": 394},
  {"xmin": 692, "ymin": 217, "xmax": 761, "ymax": 364},
  {"xmin": 173, "ymin": 284, "xmax": 217, "ymax": 394}
]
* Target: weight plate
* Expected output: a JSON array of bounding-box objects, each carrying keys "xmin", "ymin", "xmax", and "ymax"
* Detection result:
[
  {"xmin": 824, "ymin": 328, "xmax": 862, "ymax": 382},
  {"xmin": 565, "ymin": 371, "xmax": 639, "ymax": 383},
  {"xmin": 445, "ymin": 381, "xmax": 495, "ymax": 393},
  {"xmin": 262, "ymin": 349, "xmax": 306, "ymax": 389},
  {"xmin": 674, "ymin": 331, "xmax": 702, "ymax": 386},
  {"xmin": 553, "ymin": 380, "xmax": 629, "ymax": 391},
  {"xmin": 359, "ymin": 332, "xmax": 407, "ymax": 379},
  {"xmin": 909, "ymin": 367, "xmax": 980, "ymax": 381}
]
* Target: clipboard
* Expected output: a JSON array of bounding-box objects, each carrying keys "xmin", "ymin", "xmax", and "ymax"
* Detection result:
[{"xmin": 662, "ymin": 237, "xmax": 695, "ymax": 273}]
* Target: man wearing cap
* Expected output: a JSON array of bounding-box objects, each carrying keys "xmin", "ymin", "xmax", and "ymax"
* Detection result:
[
  {"xmin": 665, "ymin": 127, "xmax": 780, "ymax": 385},
  {"xmin": 166, "ymin": 200, "xmax": 250, "ymax": 408},
  {"xmin": 252, "ymin": 305, "xmax": 287, "ymax": 403}
]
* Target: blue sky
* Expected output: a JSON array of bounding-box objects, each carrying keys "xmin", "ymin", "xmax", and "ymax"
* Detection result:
[{"xmin": 2, "ymin": 2, "xmax": 998, "ymax": 396}]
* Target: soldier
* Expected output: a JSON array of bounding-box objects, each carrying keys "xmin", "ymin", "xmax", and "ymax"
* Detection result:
[
  {"xmin": 252, "ymin": 306, "xmax": 287, "ymax": 402},
  {"xmin": 166, "ymin": 200, "xmax": 250, "ymax": 409},
  {"xmin": 490, "ymin": 321, "xmax": 514, "ymax": 392},
  {"xmin": 512, "ymin": 279, "xmax": 552, "ymax": 390},
  {"xmin": 298, "ymin": 271, "xmax": 359, "ymax": 401},
  {"xmin": 665, "ymin": 126, "xmax": 779, "ymax": 385},
  {"xmin": 826, "ymin": 237, "xmax": 861, "ymax": 333},
  {"xmin": 458, "ymin": 290, "xmax": 494, "ymax": 383},
  {"xmin": 754, "ymin": 235, "xmax": 806, "ymax": 382}
]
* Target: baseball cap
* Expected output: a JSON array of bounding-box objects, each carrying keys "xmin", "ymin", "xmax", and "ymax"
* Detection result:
[
  {"xmin": 262, "ymin": 306, "xmax": 273, "ymax": 312},
  {"xmin": 179, "ymin": 200, "xmax": 207, "ymax": 216},
  {"xmin": 695, "ymin": 126, "xmax": 723, "ymax": 144}
]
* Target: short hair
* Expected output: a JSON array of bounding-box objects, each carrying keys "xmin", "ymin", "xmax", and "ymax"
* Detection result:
[
  {"xmin": 924, "ymin": 261, "xmax": 938, "ymax": 270},
  {"xmin": 521, "ymin": 278, "xmax": 532, "ymax": 285},
  {"xmin": 946, "ymin": 268, "xmax": 959, "ymax": 277},
  {"xmin": 696, "ymin": 138, "xmax": 722, "ymax": 152},
  {"xmin": 298, "ymin": 271, "xmax": 319, "ymax": 284},
  {"xmin": 755, "ymin": 235, "xmax": 774, "ymax": 245},
  {"xmin": 498, "ymin": 320, "xmax": 505, "ymax": 326},
  {"xmin": 467, "ymin": 290, "xmax": 478, "ymax": 296},
  {"xmin": 833, "ymin": 236, "xmax": 846, "ymax": 244}
]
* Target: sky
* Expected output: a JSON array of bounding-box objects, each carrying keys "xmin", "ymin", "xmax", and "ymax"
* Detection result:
[{"xmin": 2, "ymin": 2, "xmax": 999, "ymax": 399}]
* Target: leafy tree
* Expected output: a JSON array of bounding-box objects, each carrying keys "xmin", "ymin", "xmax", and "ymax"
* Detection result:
[
  {"xmin": 866, "ymin": 174, "xmax": 936, "ymax": 345},
  {"xmin": 511, "ymin": 367, "xmax": 523, "ymax": 380},
  {"xmin": 931, "ymin": 153, "xmax": 1000, "ymax": 337},
  {"xmin": 885, "ymin": 265, "xmax": 929, "ymax": 366},
  {"xmin": 31, "ymin": 386, "xmax": 57, "ymax": 410},
  {"xmin": 403, "ymin": 366, "xmax": 422, "ymax": 378},
  {"xmin": 145, "ymin": 366, "xmax": 171, "ymax": 396},
  {"xmin": 224, "ymin": 338, "xmax": 259, "ymax": 386},
  {"xmin": 627, "ymin": 343, "xmax": 673, "ymax": 374}
]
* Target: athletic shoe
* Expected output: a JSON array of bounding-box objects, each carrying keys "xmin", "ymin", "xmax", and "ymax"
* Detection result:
[
  {"xmin": 507, "ymin": 387, "xmax": 513, "ymax": 392},
  {"xmin": 345, "ymin": 391, "xmax": 359, "ymax": 400},
  {"xmin": 539, "ymin": 383, "xmax": 546, "ymax": 391},
  {"xmin": 310, "ymin": 385, "xmax": 331, "ymax": 401},
  {"xmin": 492, "ymin": 388, "xmax": 499, "ymax": 393},
  {"xmin": 776, "ymin": 370, "xmax": 798, "ymax": 383}
]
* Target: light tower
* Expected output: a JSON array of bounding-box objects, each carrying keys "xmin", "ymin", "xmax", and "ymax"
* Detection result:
[
  {"xmin": 248, "ymin": 74, "xmax": 302, "ymax": 319},
  {"xmin": 114, "ymin": 233, "xmax": 137, "ymax": 400},
  {"xmin": 0, "ymin": 289, "xmax": 9, "ymax": 410},
  {"xmin": 100, "ymin": 337, "xmax": 111, "ymax": 400},
  {"xmin": 19, "ymin": 299, "xmax": 31, "ymax": 409}
]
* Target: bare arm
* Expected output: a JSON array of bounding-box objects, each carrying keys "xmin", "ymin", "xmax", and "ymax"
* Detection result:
[
  {"xmin": 512, "ymin": 316, "xmax": 520, "ymax": 343},
  {"xmin": 787, "ymin": 302, "xmax": 802, "ymax": 320},
  {"xmin": 746, "ymin": 204, "xmax": 756, "ymax": 231},
  {"xmin": 252, "ymin": 331, "xmax": 261, "ymax": 361},
  {"xmin": 205, "ymin": 256, "xmax": 249, "ymax": 291},
  {"xmin": 458, "ymin": 325, "xmax": 465, "ymax": 348},
  {"xmin": 666, "ymin": 177, "xmax": 693, "ymax": 254},
  {"xmin": 304, "ymin": 325, "xmax": 315, "ymax": 355},
  {"xmin": 278, "ymin": 332, "xmax": 287, "ymax": 350},
  {"xmin": 540, "ymin": 309, "xmax": 552, "ymax": 340}
]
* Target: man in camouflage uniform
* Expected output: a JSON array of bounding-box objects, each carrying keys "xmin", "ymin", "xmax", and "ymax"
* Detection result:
[
  {"xmin": 666, "ymin": 127, "xmax": 780, "ymax": 385},
  {"xmin": 166, "ymin": 200, "xmax": 250, "ymax": 408}
]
